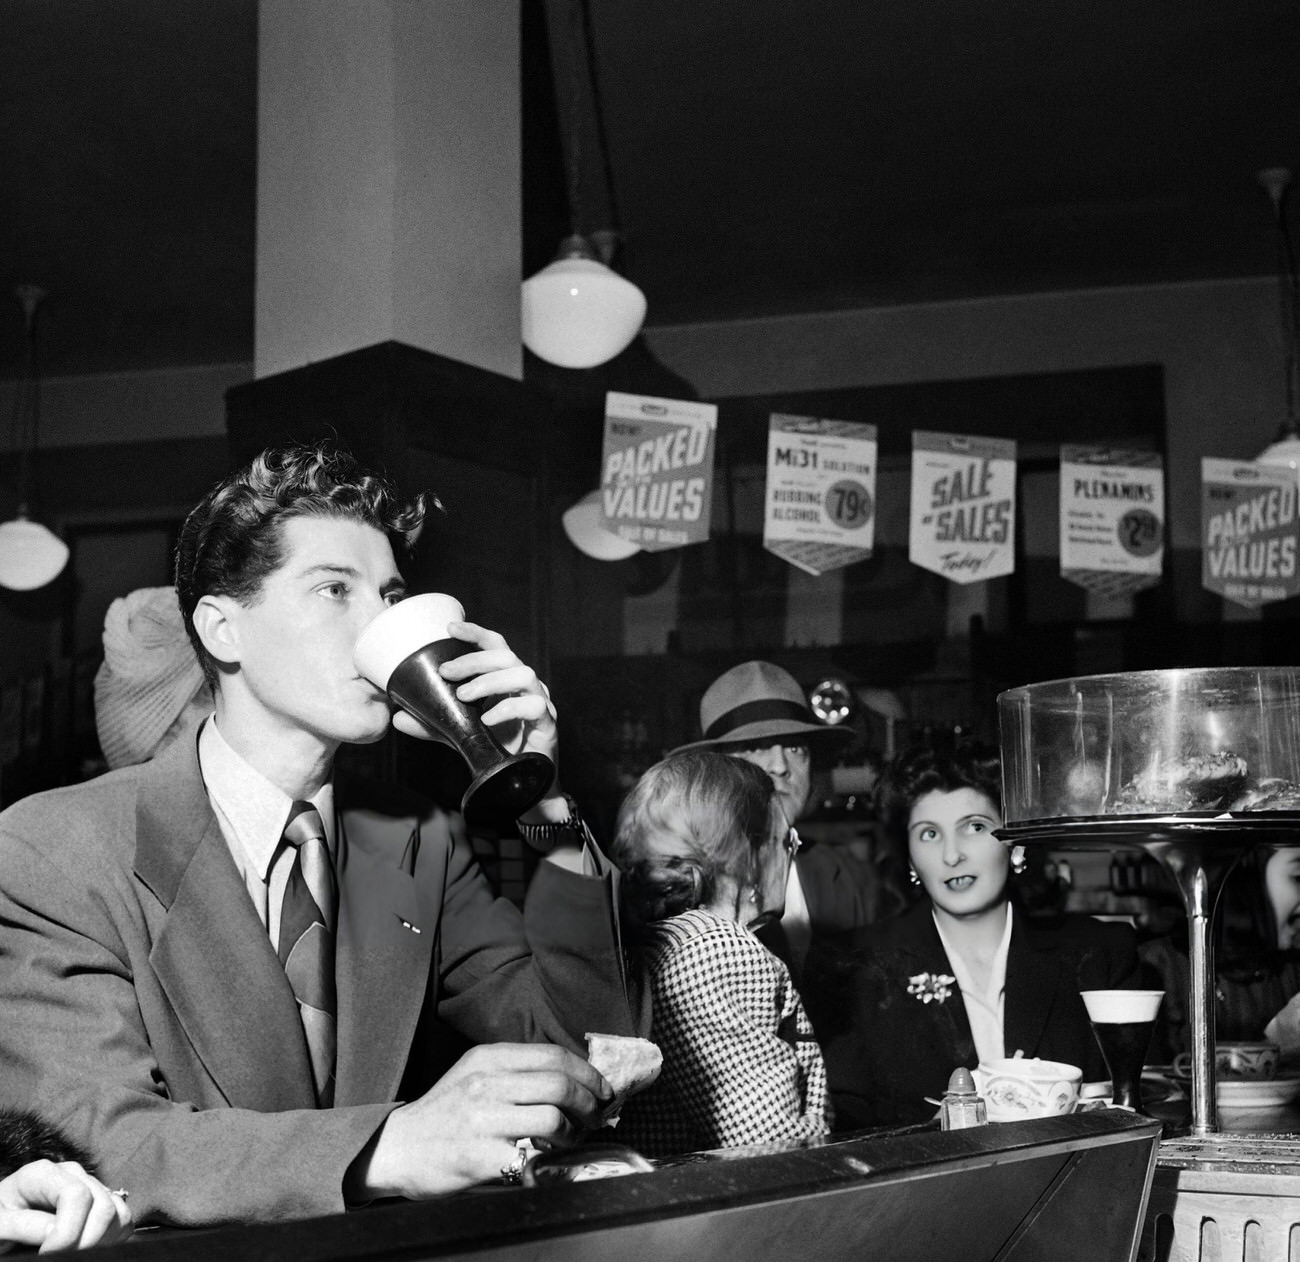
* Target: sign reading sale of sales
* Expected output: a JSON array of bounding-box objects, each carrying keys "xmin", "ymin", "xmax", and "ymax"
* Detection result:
[
  {"xmin": 762, "ymin": 414, "xmax": 877, "ymax": 576},
  {"xmin": 600, "ymin": 392, "xmax": 718, "ymax": 552},
  {"xmin": 909, "ymin": 431, "xmax": 1017, "ymax": 583}
]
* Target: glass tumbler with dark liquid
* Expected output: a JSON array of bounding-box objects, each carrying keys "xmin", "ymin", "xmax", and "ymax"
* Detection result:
[{"xmin": 1080, "ymin": 989, "xmax": 1164, "ymax": 1113}]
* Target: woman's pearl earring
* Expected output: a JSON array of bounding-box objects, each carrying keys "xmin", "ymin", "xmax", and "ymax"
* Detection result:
[
  {"xmin": 908, "ymin": 868, "xmax": 921, "ymax": 886},
  {"xmin": 1010, "ymin": 846, "xmax": 1027, "ymax": 875}
]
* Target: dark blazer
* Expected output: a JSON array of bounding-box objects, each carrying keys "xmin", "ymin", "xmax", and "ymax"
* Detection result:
[
  {"xmin": 803, "ymin": 900, "xmax": 1140, "ymax": 1130},
  {"xmin": 0, "ymin": 731, "xmax": 645, "ymax": 1226},
  {"xmin": 757, "ymin": 843, "xmax": 879, "ymax": 978}
]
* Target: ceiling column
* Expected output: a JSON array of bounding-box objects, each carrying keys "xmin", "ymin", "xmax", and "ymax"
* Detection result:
[{"xmin": 255, "ymin": 0, "xmax": 521, "ymax": 381}]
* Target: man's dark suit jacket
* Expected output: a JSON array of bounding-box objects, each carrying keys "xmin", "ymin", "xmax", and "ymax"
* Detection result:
[
  {"xmin": 0, "ymin": 731, "xmax": 645, "ymax": 1226},
  {"xmin": 756, "ymin": 843, "xmax": 878, "ymax": 979},
  {"xmin": 802, "ymin": 899, "xmax": 1140, "ymax": 1130}
]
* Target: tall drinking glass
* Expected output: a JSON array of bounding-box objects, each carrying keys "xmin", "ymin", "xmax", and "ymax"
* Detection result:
[
  {"xmin": 1080, "ymin": 989, "xmax": 1164, "ymax": 1114},
  {"xmin": 354, "ymin": 593, "xmax": 555, "ymax": 822}
]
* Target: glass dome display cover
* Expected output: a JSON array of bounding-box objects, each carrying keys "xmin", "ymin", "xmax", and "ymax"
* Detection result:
[{"xmin": 999, "ymin": 666, "xmax": 1300, "ymax": 831}]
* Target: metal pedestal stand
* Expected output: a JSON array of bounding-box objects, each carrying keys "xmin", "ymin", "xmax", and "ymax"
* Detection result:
[{"xmin": 1001, "ymin": 815, "xmax": 1297, "ymax": 1136}]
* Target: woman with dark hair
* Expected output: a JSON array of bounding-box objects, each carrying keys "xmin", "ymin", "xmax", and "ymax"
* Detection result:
[
  {"xmin": 610, "ymin": 751, "xmax": 831, "ymax": 1157},
  {"xmin": 803, "ymin": 739, "xmax": 1140, "ymax": 1130}
]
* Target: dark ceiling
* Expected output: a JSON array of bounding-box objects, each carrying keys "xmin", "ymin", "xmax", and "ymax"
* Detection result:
[{"xmin": 3, "ymin": 0, "xmax": 1298, "ymax": 381}]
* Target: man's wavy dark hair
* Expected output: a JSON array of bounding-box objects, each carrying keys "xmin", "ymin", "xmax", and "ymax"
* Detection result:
[{"xmin": 175, "ymin": 441, "xmax": 434, "ymax": 689}]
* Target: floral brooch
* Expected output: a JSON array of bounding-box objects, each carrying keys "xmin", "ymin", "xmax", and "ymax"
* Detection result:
[{"xmin": 907, "ymin": 971, "xmax": 956, "ymax": 1004}]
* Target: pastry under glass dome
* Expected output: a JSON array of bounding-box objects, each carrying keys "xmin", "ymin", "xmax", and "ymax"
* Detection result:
[{"xmin": 999, "ymin": 667, "xmax": 1300, "ymax": 827}]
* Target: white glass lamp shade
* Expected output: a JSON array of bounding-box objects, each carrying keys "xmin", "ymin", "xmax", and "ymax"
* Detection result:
[
  {"xmin": 0, "ymin": 516, "xmax": 69, "ymax": 590},
  {"xmin": 562, "ymin": 490, "xmax": 641, "ymax": 560},
  {"xmin": 522, "ymin": 256, "xmax": 647, "ymax": 369},
  {"xmin": 1257, "ymin": 427, "xmax": 1300, "ymax": 476}
]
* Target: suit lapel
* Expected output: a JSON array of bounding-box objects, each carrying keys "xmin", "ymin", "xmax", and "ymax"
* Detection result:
[
  {"xmin": 332, "ymin": 806, "xmax": 434, "ymax": 1107},
  {"xmin": 134, "ymin": 735, "xmax": 316, "ymax": 1111},
  {"xmin": 894, "ymin": 904, "xmax": 977, "ymax": 1065},
  {"xmin": 1003, "ymin": 916, "xmax": 1062, "ymax": 1060}
]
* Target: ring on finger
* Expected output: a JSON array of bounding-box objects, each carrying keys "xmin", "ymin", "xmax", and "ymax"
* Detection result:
[{"xmin": 499, "ymin": 1139, "xmax": 530, "ymax": 1185}]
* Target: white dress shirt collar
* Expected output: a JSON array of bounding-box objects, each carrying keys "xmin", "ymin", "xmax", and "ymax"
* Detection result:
[
  {"xmin": 198, "ymin": 717, "xmax": 335, "ymax": 894},
  {"xmin": 934, "ymin": 901, "xmax": 1014, "ymax": 1066}
]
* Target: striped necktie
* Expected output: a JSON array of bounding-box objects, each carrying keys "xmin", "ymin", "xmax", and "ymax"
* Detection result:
[{"xmin": 278, "ymin": 801, "xmax": 337, "ymax": 1106}]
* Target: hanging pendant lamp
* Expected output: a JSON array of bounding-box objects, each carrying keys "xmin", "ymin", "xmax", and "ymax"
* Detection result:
[
  {"xmin": 523, "ymin": 235, "xmax": 646, "ymax": 369},
  {"xmin": 0, "ymin": 285, "xmax": 68, "ymax": 591},
  {"xmin": 0, "ymin": 515, "xmax": 69, "ymax": 591},
  {"xmin": 561, "ymin": 487, "xmax": 641, "ymax": 560},
  {"xmin": 1255, "ymin": 168, "xmax": 1300, "ymax": 475},
  {"xmin": 522, "ymin": 0, "xmax": 645, "ymax": 369}
]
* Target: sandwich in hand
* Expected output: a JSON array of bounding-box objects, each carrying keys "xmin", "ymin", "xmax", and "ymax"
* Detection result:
[{"xmin": 585, "ymin": 1032, "xmax": 663, "ymax": 1124}]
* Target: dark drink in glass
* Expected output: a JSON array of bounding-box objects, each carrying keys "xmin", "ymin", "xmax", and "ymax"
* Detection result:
[
  {"xmin": 1080, "ymin": 990, "xmax": 1164, "ymax": 1113},
  {"xmin": 354, "ymin": 593, "xmax": 555, "ymax": 824}
]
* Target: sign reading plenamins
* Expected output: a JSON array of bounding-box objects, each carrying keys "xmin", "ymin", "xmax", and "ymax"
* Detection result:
[
  {"xmin": 600, "ymin": 393, "xmax": 718, "ymax": 552},
  {"xmin": 762, "ymin": 414, "xmax": 877, "ymax": 576},
  {"xmin": 1201, "ymin": 457, "xmax": 1300, "ymax": 608},
  {"xmin": 909, "ymin": 431, "xmax": 1017, "ymax": 584},
  {"xmin": 1060, "ymin": 447, "xmax": 1165, "ymax": 599}
]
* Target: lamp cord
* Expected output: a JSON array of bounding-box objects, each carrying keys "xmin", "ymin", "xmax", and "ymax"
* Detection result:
[
  {"xmin": 558, "ymin": 0, "xmax": 622, "ymax": 258},
  {"xmin": 1264, "ymin": 173, "xmax": 1300, "ymax": 427},
  {"xmin": 9, "ymin": 291, "xmax": 42, "ymax": 511},
  {"xmin": 576, "ymin": 0, "xmax": 623, "ymax": 252},
  {"xmin": 563, "ymin": 0, "xmax": 587, "ymax": 239}
]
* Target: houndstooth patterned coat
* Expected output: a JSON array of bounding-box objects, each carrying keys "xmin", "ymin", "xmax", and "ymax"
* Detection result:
[{"xmin": 618, "ymin": 908, "xmax": 832, "ymax": 1158}]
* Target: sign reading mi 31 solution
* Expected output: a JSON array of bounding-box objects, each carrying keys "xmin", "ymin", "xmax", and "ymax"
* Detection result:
[{"xmin": 762, "ymin": 414, "xmax": 877, "ymax": 576}]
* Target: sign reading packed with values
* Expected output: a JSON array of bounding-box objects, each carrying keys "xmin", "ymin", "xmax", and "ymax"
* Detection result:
[
  {"xmin": 1201, "ymin": 458, "xmax": 1300, "ymax": 608},
  {"xmin": 1059, "ymin": 447, "xmax": 1165, "ymax": 599},
  {"xmin": 762, "ymin": 414, "xmax": 877, "ymax": 576},
  {"xmin": 909, "ymin": 431, "xmax": 1017, "ymax": 584},
  {"xmin": 600, "ymin": 392, "xmax": 718, "ymax": 552}
]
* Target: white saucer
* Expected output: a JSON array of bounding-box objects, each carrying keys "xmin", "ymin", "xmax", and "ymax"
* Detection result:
[
  {"xmin": 1163, "ymin": 1067, "xmax": 1300, "ymax": 1110},
  {"xmin": 1216, "ymin": 1073, "xmax": 1300, "ymax": 1111}
]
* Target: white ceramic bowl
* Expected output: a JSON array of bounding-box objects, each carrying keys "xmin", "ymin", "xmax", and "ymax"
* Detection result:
[{"xmin": 973, "ymin": 1057, "xmax": 1083, "ymax": 1122}]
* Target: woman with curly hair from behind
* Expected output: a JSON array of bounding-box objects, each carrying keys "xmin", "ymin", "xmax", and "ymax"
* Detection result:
[{"xmin": 610, "ymin": 751, "xmax": 831, "ymax": 1158}]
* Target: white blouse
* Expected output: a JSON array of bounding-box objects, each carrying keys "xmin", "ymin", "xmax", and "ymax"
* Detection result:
[{"xmin": 934, "ymin": 902, "xmax": 1014, "ymax": 1065}]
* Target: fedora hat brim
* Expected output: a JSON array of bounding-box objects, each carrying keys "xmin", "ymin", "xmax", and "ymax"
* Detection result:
[{"xmin": 669, "ymin": 717, "xmax": 855, "ymax": 757}]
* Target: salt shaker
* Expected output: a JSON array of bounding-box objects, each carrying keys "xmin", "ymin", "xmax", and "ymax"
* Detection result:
[{"xmin": 940, "ymin": 1067, "xmax": 987, "ymax": 1130}]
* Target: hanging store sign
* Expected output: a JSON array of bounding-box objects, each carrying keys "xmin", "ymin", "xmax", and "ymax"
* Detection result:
[
  {"xmin": 1059, "ymin": 447, "xmax": 1164, "ymax": 599},
  {"xmin": 909, "ymin": 431, "xmax": 1017, "ymax": 584},
  {"xmin": 600, "ymin": 393, "xmax": 717, "ymax": 552},
  {"xmin": 1201, "ymin": 458, "xmax": 1300, "ymax": 608},
  {"xmin": 762, "ymin": 414, "xmax": 877, "ymax": 576}
]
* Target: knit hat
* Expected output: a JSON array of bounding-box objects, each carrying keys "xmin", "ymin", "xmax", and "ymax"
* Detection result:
[
  {"xmin": 94, "ymin": 586, "xmax": 209, "ymax": 769},
  {"xmin": 671, "ymin": 660, "xmax": 854, "ymax": 754}
]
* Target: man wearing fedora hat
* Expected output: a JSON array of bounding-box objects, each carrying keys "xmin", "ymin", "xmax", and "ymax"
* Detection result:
[{"xmin": 674, "ymin": 660, "xmax": 880, "ymax": 979}]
